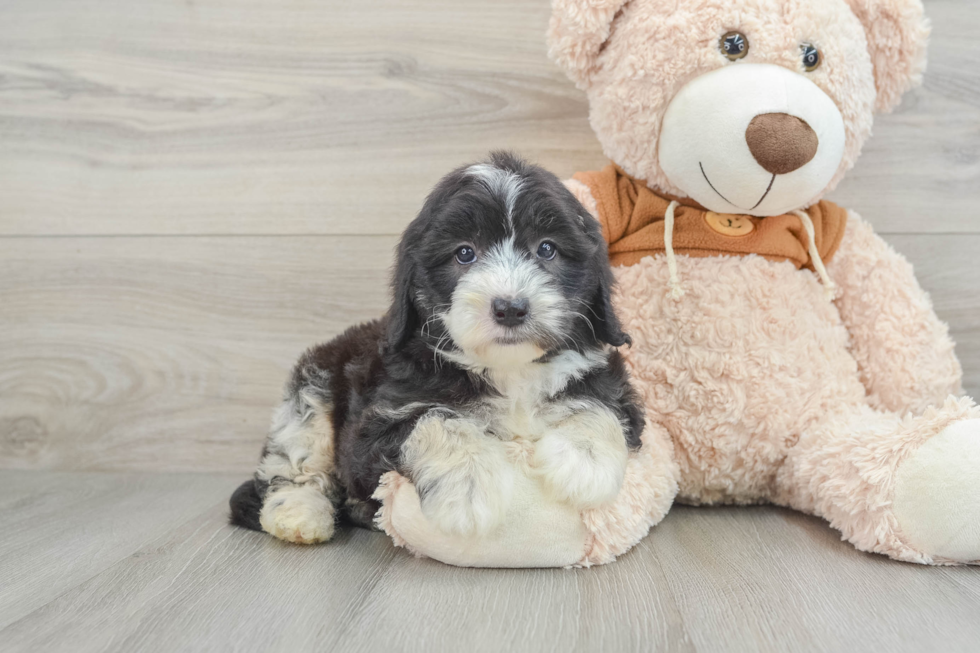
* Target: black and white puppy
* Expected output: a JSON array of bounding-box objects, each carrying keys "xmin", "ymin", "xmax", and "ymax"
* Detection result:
[{"xmin": 230, "ymin": 152, "xmax": 644, "ymax": 544}]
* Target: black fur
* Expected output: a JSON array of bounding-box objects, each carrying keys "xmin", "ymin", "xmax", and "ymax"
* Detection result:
[
  {"xmin": 229, "ymin": 478, "xmax": 266, "ymax": 532},
  {"xmin": 384, "ymin": 151, "xmax": 629, "ymax": 354},
  {"xmin": 229, "ymin": 152, "xmax": 644, "ymax": 532}
]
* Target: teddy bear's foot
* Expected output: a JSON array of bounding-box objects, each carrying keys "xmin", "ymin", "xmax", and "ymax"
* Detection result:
[
  {"xmin": 893, "ymin": 419, "xmax": 980, "ymax": 563},
  {"xmin": 259, "ymin": 483, "xmax": 336, "ymax": 545}
]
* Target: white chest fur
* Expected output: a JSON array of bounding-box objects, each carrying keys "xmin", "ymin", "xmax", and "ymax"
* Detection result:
[{"xmin": 481, "ymin": 349, "xmax": 606, "ymax": 442}]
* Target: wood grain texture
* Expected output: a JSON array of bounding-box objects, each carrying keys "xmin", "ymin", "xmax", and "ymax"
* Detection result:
[
  {"xmin": 1, "ymin": 234, "xmax": 976, "ymax": 474},
  {"xmin": 2, "ymin": 483, "xmax": 979, "ymax": 653},
  {"xmin": 651, "ymin": 506, "xmax": 980, "ymax": 653},
  {"xmin": 0, "ymin": 0, "xmax": 977, "ymax": 236},
  {"xmin": 0, "ymin": 471, "xmax": 240, "ymax": 630},
  {"xmin": 0, "ymin": 236, "xmax": 395, "ymax": 472}
]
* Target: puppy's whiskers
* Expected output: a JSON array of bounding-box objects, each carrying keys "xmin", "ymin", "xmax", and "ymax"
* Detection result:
[
  {"xmin": 571, "ymin": 296, "xmax": 602, "ymax": 321},
  {"xmin": 569, "ymin": 310, "xmax": 598, "ymax": 342},
  {"xmin": 429, "ymin": 328, "xmax": 459, "ymax": 371}
]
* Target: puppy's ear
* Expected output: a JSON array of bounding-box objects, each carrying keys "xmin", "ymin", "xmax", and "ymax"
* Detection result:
[
  {"xmin": 844, "ymin": 0, "xmax": 930, "ymax": 113},
  {"xmin": 590, "ymin": 266, "xmax": 631, "ymax": 348},
  {"xmin": 547, "ymin": 0, "xmax": 630, "ymax": 90},
  {"xmin": 384, "ymin": 242, "xmax": 419, "ymax": 353}
]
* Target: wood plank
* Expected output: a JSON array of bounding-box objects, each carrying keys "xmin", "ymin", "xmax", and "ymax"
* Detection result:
[
  {"xmin": 0, "ymin": 235, "xmax": 396, "ymax": 473},
  {"xmin": 0, "ymin": 0, "xmax": 977, "ymax": 237},
  {"xmin": 1, "ymin": 234, "xmax": 976, "ymax": 473},
  {"xmin": 0, "ymin": 502, "xmax": 403, "ymax": 653},
  {"xmin": 0, "ymin": 471, "xmax": 239, "ymax": 629},
  {"xmin": 0, "ymin": 0, "xmax": 601, "ymax": 237},
  {"xmin": 2, "ymin": 491, "xmax": 979, "ymax": 653},
  {"xmin": 650, "ymin": 505, "xmax": 980, "ymax": 653},
  {"xmin": 339, "ymin": 532, "xmax": 690, "ymax": 653}
]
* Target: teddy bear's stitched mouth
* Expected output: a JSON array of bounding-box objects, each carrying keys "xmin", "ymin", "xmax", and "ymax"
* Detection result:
[{"xmin": 700, "ymin": 162, "xmax": 776, "ymax": 212}]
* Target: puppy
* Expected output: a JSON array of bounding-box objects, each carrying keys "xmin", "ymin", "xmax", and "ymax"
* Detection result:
[{"xmin": 229, "ymin": 152, "xmax": 644, "ymax": 544}]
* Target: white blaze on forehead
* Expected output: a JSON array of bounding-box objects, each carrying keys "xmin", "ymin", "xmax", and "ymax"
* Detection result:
[{"xmin": 466, "ymin": 163, "xmax": 524, "ymax": 230}]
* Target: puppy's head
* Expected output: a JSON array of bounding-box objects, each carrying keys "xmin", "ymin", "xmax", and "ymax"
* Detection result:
[{"xmin": 386, "ymin": 152, "xmax": 628, "ymax": 369}]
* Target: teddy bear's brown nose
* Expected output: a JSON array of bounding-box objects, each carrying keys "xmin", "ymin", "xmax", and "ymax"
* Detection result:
[{"xmin": 745, "ymin": 113, "xmax": 819, "ymax": 175}]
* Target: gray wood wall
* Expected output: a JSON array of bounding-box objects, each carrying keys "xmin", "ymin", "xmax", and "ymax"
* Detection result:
[{"xmin": 1, "ymin": 0, "xmax": 977, "ymax": 474}]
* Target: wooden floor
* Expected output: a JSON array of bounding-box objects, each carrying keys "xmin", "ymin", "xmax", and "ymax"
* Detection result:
[
  {"xmin": 4, "ymin": 472, "xmax": 980, "ymax": 653},
  {"xmin": 1, "ymin": 0, "xmax": 979, "ymax": 651}
]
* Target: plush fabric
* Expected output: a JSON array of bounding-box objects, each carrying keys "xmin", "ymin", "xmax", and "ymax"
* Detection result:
[
  {"xmin": 826, "ymin": 216, "xmax": 962, "ymax": 415},
  {"xmin": 843, "ymin": 0, "xmax": 930, "ymax": 112},
  {"xmin": 657, "ymin": 63, "xmax": 849, "ymax": 215},
  {"xmin": 549, "ymin": 0, "xmax": 892, "ymax": 202},
  {"xmin": 572, "ymin": 165, "xmax": 848, "ymax": 268},
  {"xmin": 745, "ymin": 113, "xmax": 820, "ymax": 175},
  {"xmin": 598, "ymin": 209, "xmax": 980, "ymax": 563},
  {"xmin": 893, "ymin": 419, "xmax": 980, "ymax": 563}
]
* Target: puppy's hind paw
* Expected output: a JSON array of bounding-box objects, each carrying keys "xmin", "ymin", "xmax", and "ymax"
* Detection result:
[{"xmin": 259, "ymin": 484, "xmax": 336, "ymax": 545}]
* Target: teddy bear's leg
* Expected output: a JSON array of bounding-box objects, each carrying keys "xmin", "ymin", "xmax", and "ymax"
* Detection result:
[
  {"xmin": 774, "ymin": 397, "xmax": 980, "ymax": 564},
  {"xmin": 578, "ymin": 423, "xmax": 680, "ymax": 566}
]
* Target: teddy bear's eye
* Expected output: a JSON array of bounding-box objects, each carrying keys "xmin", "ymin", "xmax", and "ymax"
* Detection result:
[
  {"xmin": 720, "ymin": 32, "xmax": 749, "ymax": 61},
  {"xmin": 801, "ymin": 43, "xmax": 821, "ymax": 72}
]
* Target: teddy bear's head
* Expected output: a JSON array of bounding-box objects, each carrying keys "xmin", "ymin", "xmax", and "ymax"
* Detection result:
[{"xmin": 548, "ymin": 0, "xmax": 929, "ymax": 216}]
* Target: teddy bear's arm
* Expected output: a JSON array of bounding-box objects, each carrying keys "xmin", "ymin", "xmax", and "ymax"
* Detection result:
[
  {"xmin": 564, "ymin": 178, "xmax": 600, "ymax": 220},
  {"xmin": 827, "ymin": 211, "xmax": 963, "ymax": 415}
]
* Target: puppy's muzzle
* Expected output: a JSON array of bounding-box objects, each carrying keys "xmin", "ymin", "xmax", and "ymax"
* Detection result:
[{"xmin": 492, "ymin": 297, "xmax": 529, "ymax": 328}]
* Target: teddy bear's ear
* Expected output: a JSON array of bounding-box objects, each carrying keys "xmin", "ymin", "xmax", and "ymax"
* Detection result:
[
  {"xmin": 844, "ymin": 0, "xmax": 930, "ymax": 113},
  {"xmin": 547, "ymin": 0, "xmax": 631, "ymax": 89}
]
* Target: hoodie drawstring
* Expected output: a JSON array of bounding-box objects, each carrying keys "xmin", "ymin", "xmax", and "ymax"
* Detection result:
[
  {"xmin": 662, "ymin": 203, "xmax": 837, "ymax": 302},
  {"xmin": 792, "ymin": 210, "xmax": 838, "ymax": 301},
  {"xmin": 664, "ymin": 200, "xmax": 685, "ymax": 299}
]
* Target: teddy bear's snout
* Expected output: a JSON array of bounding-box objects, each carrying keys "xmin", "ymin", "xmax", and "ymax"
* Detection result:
[
  {"xmin": 745, "ymin": 113, "xmax": 819, "ymax": 176},
  {"xmin": 657, "ymin": 64, "xmax": 846, "ymax": 216}
]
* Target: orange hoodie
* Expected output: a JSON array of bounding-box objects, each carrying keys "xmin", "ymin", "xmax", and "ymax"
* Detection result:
[{"xmin": 573, "ymin": 165, "xmax": 848, "ymax": 270}]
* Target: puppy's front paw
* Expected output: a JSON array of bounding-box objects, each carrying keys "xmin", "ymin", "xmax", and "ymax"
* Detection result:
[
  {"xmin": 404, "ymin": 416, "xmax": 514, "ymax": 537},
  {"xmin": 534, "ymin": 413, "xmax": 628, "ymax": 509},
  {"xmin": 259, "ymin": 484, "xmax": 336, "ymax": 544}
]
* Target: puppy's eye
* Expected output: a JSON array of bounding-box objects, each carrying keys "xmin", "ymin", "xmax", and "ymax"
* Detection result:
[
  {"xmin": 455, "ymin": 246, "xmax": 477, "ymax": 265},
  {"xmin": 800, "ymin": 43, "xmax": 821, "ymax": 72},
  {"xmin": 721, "ymin": 31, "xmax": 749, "ymax": 61},
  {"xmin": 536, "ymin": 241, "xmax": 557, "ymax": 261}
]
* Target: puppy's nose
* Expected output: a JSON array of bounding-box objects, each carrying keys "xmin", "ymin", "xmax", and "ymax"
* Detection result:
[
  {"xmin": 492, "ymin": 298, "xmax": 529, "ymax": 327},
  {"xmin": 745, "ymin": 113, "xmax": 819, "ymax": 175}
]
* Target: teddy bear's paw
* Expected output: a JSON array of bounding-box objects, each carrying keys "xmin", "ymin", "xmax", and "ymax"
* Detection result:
[
  {"xmin": 259, "ymin": 483, "xmax": 336, "ymax": 545},
  {"xmin": 894, "ymin": 419, "xmax": 980, "ymax": 563},
  {"xmin": 403, "ymin": 415, "xmax": 515, "ymax": 537},
  {"xmin": 533, "ymin": 421, "xmax": 629, "ymax": 510}
]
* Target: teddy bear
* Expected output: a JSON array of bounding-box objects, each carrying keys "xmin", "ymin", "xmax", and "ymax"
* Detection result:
[
  {"xmin": 540, "ymin": 0, "xmax": 980, "ymax": 566},
  {"xmin": 372, "ymin": 0, "xmax": 980, "ymax": 568}
]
